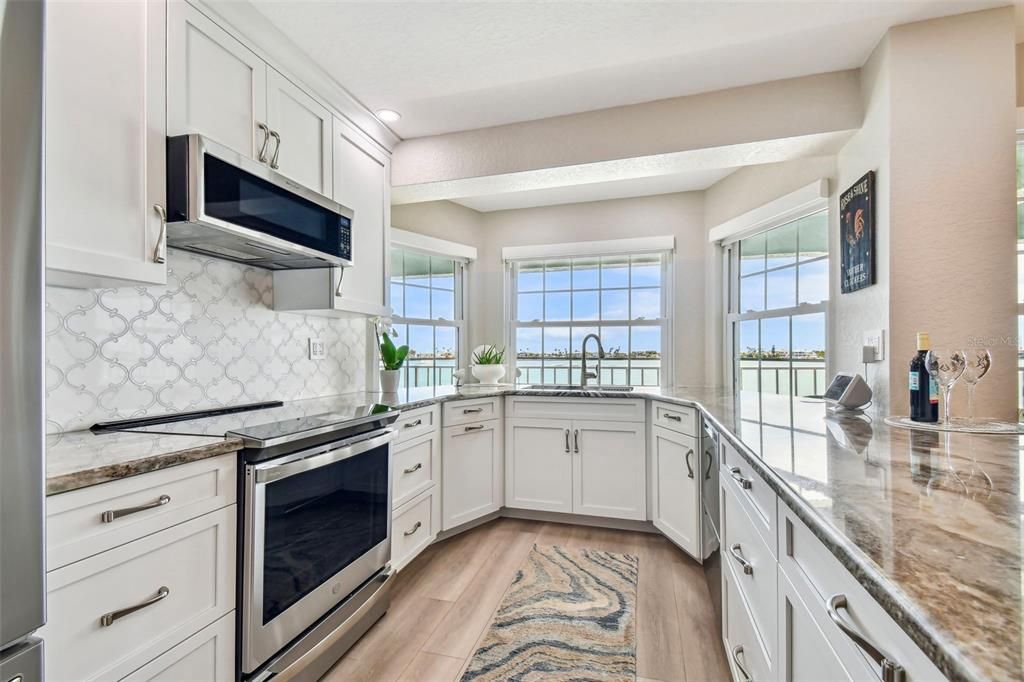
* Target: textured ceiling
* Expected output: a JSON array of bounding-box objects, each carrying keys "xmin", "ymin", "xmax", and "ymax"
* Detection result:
[{"xmin": 247, "ymin": 0, "xmax": 1005, "ymax": 138}]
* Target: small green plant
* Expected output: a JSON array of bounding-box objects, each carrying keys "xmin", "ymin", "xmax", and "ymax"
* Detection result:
[
  {"xmin": 378, "ymin": 330, "xmax": 409, "ymax": 371},
  {"xmin": 473, "ymin": 345, "xmax": 505, "ymax": 365}
]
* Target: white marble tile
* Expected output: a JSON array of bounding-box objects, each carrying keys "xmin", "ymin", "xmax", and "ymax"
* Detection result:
[{"xmin": 45, "ymin": 249, "xmax": 367, "ymax": 433}]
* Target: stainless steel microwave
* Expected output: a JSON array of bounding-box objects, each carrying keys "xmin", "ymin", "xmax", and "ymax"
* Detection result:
[{"xmin": 165, "ymin": 134, "xmax": 353, "ymax": 270}]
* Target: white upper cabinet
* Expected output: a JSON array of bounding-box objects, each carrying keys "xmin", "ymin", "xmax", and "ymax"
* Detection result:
[
  {"xmin": 331, "ymin": 117, "xmax": 389, "ymax": 315},
  {"xmin": 167, "ymin": 2, "xmax": 268, "ymax": 162},
  {"xmin": 45, "ymin": 0, "xmax": 168, "ymax": 287},
  {"xmin": 265, "ymin": 69, "xmax": 332, "ymax": 195}
]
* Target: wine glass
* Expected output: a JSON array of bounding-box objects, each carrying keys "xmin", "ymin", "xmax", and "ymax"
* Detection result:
[
  {"xmin": 925, "ymin": 349, "xmax": 966, "ymax": 426},
  {"xmin": 961, "ymin": 348, "xmax": 992, "ymax": 425}
]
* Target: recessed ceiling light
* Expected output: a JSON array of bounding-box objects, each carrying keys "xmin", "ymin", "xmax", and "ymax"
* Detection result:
[{"xmin": 376, "ymin": 109, "xmax": 401, "ymax": 122}]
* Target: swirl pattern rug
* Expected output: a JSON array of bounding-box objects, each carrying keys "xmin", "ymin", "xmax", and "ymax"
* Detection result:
[{"xmin": 461, "ymin": 544, "xmax": 638, "ymax": 681}]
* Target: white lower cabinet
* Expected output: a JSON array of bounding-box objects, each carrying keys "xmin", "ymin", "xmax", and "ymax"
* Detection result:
[
  {"xmin": 724, "ymin": 559, "xmax": 772, "ymax": 682},
  {"xmin": 442, "ymin": 418, "xmax": 504, "ymax": 530},
  {"xmin": 505, "ymin": 419, "xmax": 574, "ymax": 513},
  {"xmin": 505, "ymin": 407, "xmax": 646, "ymax": 521},
  {"xmin": 651, "ymin": 425, "xmax": 700, "ymax": 557},
  {"xmin": 573, "ymin": 420, "xmax": 646, "ymax": 520},
  {"xmin": 41, "ymin": 506, "xmax": 235, "ymax": 682},
  {"xmin": 778, "ymin": 569, "xmax": 854, "ymax": 682},
  {"xmin": 392, "ymin": 487, "xmax": 441, "ymax": 571},
  {"xmin": 121, "ymin": 612, "xmax": 235, "ymax": 682}
]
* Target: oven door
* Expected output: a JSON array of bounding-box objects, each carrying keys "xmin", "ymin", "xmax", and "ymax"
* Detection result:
[{"xmin": 242, "ymin": 429, "xmax": 395, "ymax": 674}]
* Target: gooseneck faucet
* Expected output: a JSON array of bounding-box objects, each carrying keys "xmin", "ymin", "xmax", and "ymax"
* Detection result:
[{"xmin": 580, "ymin": 333, "xmax": 606, "ymax": 388}]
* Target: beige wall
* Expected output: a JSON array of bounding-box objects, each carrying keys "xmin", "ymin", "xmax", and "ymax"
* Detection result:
[
  {"xmin": 392, "ymin": 70, "xmax": 861, "ymax": 186},
  {"xmin": 394, "ymin": 194, "xmax": 711, "ymax": 386},
  {"xmin": 886, "ymin": 8, "xmax": 1017, "ymax": 420},
  {"xmin": 1017, "ymin": 43, "xmax": 1024, "ymax": 108}
]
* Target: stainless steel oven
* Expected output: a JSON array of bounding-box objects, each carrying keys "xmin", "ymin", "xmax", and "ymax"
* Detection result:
[{"xmin": 241, "ymin": 427, "xmax": 397, "ymax": 678}]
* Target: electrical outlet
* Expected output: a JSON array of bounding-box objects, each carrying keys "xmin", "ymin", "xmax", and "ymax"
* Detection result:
[
  {"xmin": 308, "ymin": 338, "xmax": 326, "ymax": 360},
  {"xmin": 863, "ymin": 329, "xmax": 884, "ymax": 362}
]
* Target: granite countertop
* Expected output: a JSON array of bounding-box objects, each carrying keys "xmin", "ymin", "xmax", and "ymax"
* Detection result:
[
  {"xmin": 45, "ymin": 384, "xmax": 1022, "ymax": 679},
  {"xmin": 46, "ymin": 429, "xmax": 243, "ymax": 495}
]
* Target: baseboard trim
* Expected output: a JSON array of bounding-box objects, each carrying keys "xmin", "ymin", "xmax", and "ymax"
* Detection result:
[{"xmin": 500, "ymin": 509, "xmax": 659, "ymax": 533}]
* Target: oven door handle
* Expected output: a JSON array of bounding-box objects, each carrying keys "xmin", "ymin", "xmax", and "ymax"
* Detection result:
[{"xmin": 254, "ymin": 428, "xmax": 398, "ymax": 484}]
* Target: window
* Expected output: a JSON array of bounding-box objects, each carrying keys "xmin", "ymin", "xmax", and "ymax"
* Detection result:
[
  {"xmin": 726, "ymin": 209, "xmax": 828, "ymax": 430},
  {"xmin": 389, "ymin": 248, "xmax": 465, "ymax": 389},
  {"xmin": 508, "ymin": 253, "xmax": 669, "ymax": 386}
]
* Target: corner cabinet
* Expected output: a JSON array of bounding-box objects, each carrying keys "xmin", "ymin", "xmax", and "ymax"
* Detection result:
[
  {"xmin": 651, "ymin": 426, "xmax": 701, "ymax": 558},
  {"xmin": 442, "ymin": 399, "xmax": 504, "ymax": 531},
  {"xmin": 273, "ymin": 117, "xmax": 389, "ymax": 317},
  {"xmin": 44, "ymin": 0, "xmax": 168, "ymax": 288}
]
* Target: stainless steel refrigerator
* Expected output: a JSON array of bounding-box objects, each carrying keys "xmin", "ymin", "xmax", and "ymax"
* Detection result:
[{"xmin": 0, "ymin": 1, "xmax": 46, "ymax": 680}]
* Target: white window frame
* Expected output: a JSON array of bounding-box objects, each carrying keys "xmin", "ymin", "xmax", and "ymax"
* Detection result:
[
  {"xmin": 722, "ymin": 206, "xmax": 830, "ymax": 425},
  {"xmin": 389, "ymin": 245, "xmax": 469, "ymax": 388},
  {"xmin": 504, "ymin": 250, "xmax": 674, "ymax": 387}
]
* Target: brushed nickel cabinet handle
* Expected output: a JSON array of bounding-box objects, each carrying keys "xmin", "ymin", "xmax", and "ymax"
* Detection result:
[
  {"xmin": 573, "ymin": 429, "xmax": 579, "ymax": 454},
  {"xmin": 685, "ymin": 448, "xmax": 694, "ymax": 479},
  {"xmin": 404, "ymin": 418, "xmax": 422, "ymax": 428},
  {"xmin": 101, "ymin": 494, "xmax": 170, "ymax": 523},
  {"xmin": 269, "ymin": 130, "xmax": 281, "ymax": 169},
  {"xmin": 729, "ymin": 543, "xmax": 753, "ymax": 575},
  {"xmin": 152, "ymin": 204, "xmax": 167, "ymax": 264},
  {"xmin": 256, "ymin": 122, "xmax": 270, "ymax": 162},
  {"xmin": 99, "ymin": 586, "xmax": 169, "ymax": 627},
  {"xmin": 464, "ymin": 425, "xmax": 484, "ymax": 432},
  {"xmin": 731, "ymin": 645, "xmax": 752, "ymax": 682},
  {"xmin": 403, "ymin": 462, "xmax": 422, "ymax": 474},
  {"xmin": 664, "ymin": 413, "xmax": 682, "ymax": 422},
  {"xmin": 462, "ymin": 407, "xmax": 484, "ymax": 414},
  {"xmin": 827, "ymin": 594, "xmax": 905, "ymax": 682},
  {"xmin": 564, "ymin": 429, "xmax": 570, "ymax": 453},
  {"xmin": 729, "ymin": 467, "xmax": 753, "ymax": 490},
  {"xmin": 404, "ymin": 521, "xmax": 422, "ymax": 536}
]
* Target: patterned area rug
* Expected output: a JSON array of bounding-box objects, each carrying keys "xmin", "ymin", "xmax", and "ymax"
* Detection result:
[{"xmin": 461, "ymin": 544, "xmax": 638, "ymax": 681}]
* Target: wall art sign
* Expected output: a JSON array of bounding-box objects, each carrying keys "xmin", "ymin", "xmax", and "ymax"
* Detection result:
[{"xmin": 840, "ymin": 170, "xmax": 876, "ymax": 294}]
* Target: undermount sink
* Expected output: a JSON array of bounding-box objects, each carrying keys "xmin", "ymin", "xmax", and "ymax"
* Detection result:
[{"xmin": 525, "ymin": 384, "xmax": 635, "ymax": 392}]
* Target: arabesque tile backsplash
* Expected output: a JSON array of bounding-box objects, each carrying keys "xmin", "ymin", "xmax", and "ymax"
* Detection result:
[{"xmin": 45, "ymin": 249, "xmax": 367, "ymax": 434}]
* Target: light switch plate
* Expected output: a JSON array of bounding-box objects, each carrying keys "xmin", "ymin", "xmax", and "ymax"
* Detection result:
[
  {"xmin": 863, "ymin": 329, "xmax": 884, "ymax": 362},
  {"xmin": 308, "ymin": 338, "xmax": 326, "ymax": 360}
]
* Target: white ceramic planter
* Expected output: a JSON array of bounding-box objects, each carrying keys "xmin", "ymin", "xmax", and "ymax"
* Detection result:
[
  {"xmin": 380, "ymin": 369, "xmax": 400, "ymax": 393},
  {"xmin": 472, "ymin": 364, "xmax": 506, "ymax": 385}
]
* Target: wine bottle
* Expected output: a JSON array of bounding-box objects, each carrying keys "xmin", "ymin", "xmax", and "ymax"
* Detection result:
[{"xmin": 909, "ymin": 332, "xmax": 938, "ymax": 422}]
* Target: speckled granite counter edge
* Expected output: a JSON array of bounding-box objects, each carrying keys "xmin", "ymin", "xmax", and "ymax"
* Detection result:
[
  {"xmin": 390, "ymin": 388, "xmax": 985, "ymax": 682},
  {"xmin": 685, "ymin": 399, "xmax": 987, "ymax": 682},
  {"xmin": 46, "ymin": 438, "xmax": 244, "ymax": 496}
]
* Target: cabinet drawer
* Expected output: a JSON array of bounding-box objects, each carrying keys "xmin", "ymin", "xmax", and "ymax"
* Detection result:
[
  {"xmin": 393, "ymin": 431, "xmax": 439, "ymax": 509},
  {"xmin": 47, "ymin": 454, "xmax": 236, "ymax": 571},
  {"xmin": 443, "ymin": 397, "xmax": 502, "ymax": 427},
  {"xmin": 652, "ymin": 401, "xmax": 698, "ymax": 436},
  {"xmin": 722, "ymin": 483, "xmax": 777, "ymax": 666},
  {"xmin": 395, "ymin": 405, "xmax": 438, "ymax": 444},
  {"xmin": 505, "ymin": 396, "xmax": 644, "ymax": 423},
  {"xmin": 121, "ymin": 612, "xmax": 234, "ymax": 682},
  {"xmin": 391, "ymin": 487, "xmax": 439, "ymax": 571},
  {"xmin": 721, "ymin": 440, "xmax": 776, "ymax": 556},
  {"xmin": 778, "ymin": 569, "xmax": 856, "ymax": 682},
  {"xmin": 779, "ymin": 503, "xmax": 944, "ymax": 682},
  {"xmin": 724, "ymin": 557, "xmax": 772, "ymax": 682},
  {"xmin": 42, "ymin": 507, "xmax": 235, "ymax": 682}
]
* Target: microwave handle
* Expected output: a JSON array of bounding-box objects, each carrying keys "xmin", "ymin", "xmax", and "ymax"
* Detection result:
[
  {"xmin": 152, "ymin": 204, "xmax": 167, "ymax": 264},
  {"xmin": 335, "ymin": 267, "xmax": 345, "ymax": 297}
]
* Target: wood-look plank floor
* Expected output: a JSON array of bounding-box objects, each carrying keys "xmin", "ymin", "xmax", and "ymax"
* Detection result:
[{"xmin": 322, "ymin": 518, "xmax": 730, "ymax": 682}]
